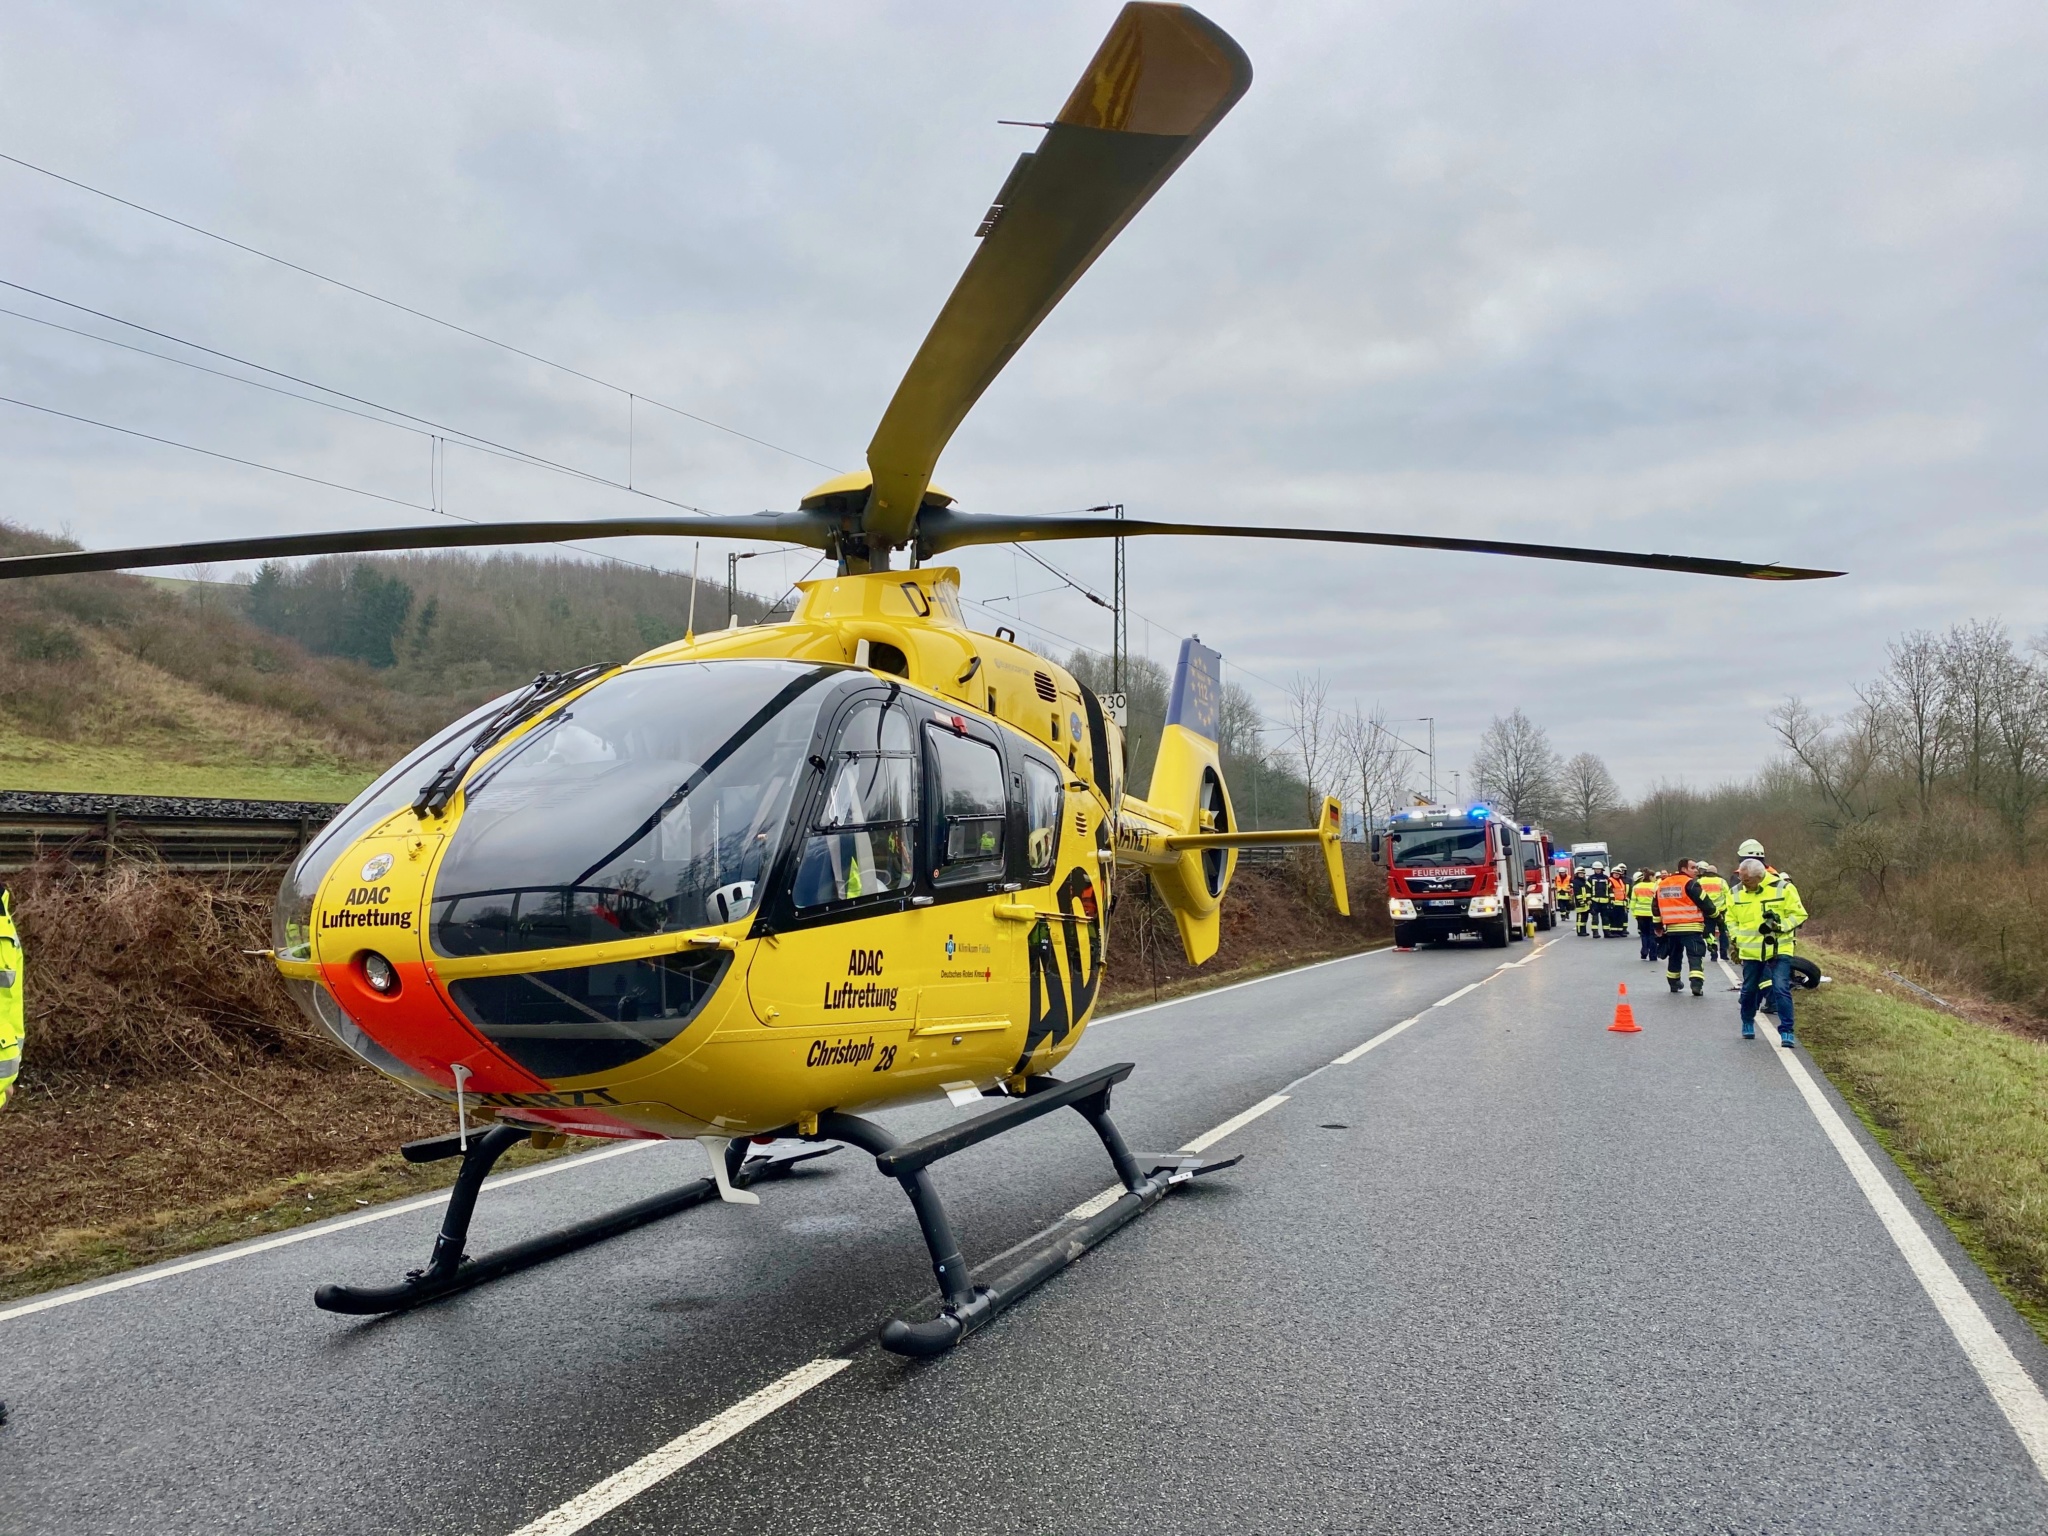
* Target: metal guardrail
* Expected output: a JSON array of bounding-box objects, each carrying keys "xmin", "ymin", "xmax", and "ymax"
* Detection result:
[{"xmin": 0, "ymin": 792, "xmax": 342, "ymax": 872}]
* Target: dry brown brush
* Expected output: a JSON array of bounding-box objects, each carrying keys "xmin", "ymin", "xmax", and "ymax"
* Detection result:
[{"xmin": 7, "ymin": 858, "xmax": 329, "ymax": 1084}]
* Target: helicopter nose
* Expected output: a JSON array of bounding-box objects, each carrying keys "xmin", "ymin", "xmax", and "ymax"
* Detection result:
[
  {"xmin": 320, "ymin": 943, "xmax": 551, "ymax": 1095},
  {"xmin": 314, "ymin": 834, "xmax": 549, "ymax": 1095}
]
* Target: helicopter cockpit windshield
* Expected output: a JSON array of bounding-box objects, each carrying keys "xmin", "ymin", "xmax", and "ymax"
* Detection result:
[{"xmin": 430, "ymin": 660, "xmax": 841, "ymax": 957}]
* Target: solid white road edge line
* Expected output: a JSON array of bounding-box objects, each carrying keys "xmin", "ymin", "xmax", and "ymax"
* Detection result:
[
  {"xmin": 1433, "ymin": 982, "xmax": 1480, "ymax": 1007},
  {"xmin": 1767, "ymin": 1039, "xmax": 2048, "ymax": 1480},
  {"xmin": 0, "ymin": 1139, "xmax": 658, "ymax": 1326},
  {"xmin": 507, "ymin": 1357, "xmax": 853, "ymax": 1536}
]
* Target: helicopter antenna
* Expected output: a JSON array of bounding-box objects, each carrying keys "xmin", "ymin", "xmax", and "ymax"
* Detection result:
[
  {"xmin": 1112, "ymin": 502, "xmax": 1128, "ymax": 693},
  {"xmin": 686, "ymin": 542, "xmax": 701, "ymax": 642}
]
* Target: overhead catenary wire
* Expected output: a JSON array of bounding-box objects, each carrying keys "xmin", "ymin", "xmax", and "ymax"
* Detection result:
[
  {"xmin": 0, "ymin": 275, "xmax": 721, "ymax": 517},
  {"xmin": 0, "ymin": 392, "xmax": 673, "ymax": 575},
  {"xmin": 0, "ymin": 149, "xmax": 841, "ymax": 474}
]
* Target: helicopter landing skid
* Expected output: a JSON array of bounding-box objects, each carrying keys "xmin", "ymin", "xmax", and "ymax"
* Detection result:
[
  {"xmin": 313, "ymin": 1128, "xmax": 835, "ymax": 1316},
  {"xmin": 816, "ymin": 1061, "xmax": 1237, "ymax": 1358}
]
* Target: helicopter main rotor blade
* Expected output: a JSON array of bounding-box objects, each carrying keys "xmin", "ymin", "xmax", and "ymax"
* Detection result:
[
  {"xmin": 915, "ymin": 509, "xmax": 1845, "ymax": 582},
  {"xmin": 0, "ymin": 511, "xmax": 837, "ymax": 582},
  {"xmin": 861, "ymin": 3, "xmax": 1251, "ymax": 550}
]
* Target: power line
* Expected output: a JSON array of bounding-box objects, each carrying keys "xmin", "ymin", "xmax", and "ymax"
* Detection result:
[
  {"xmin": 0, "ymin": 392, "xmax": 432, "ymax": 514},
  {"xmin": 1014, "ymin": 544, "xmax": 1112, "ymax": 610},
  {"xmin": 0, "ymin": 149, "xmax": 842, "ymax": 474},
  {"xmin": 0, "ymin": 391, "xmax": 671, "ymax": 574},
  {"xmin": 0, "ymin": 275, "xmax": 721, "ymax": 517},
  {"xmin": 0, "ymin": 303, "xmax": 435, "ymax": 443}
]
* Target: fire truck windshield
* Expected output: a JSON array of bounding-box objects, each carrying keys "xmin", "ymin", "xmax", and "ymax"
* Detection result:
[{"xmin": 1388, "ymin": 827, "xmax": 1488, "ymax": 867}]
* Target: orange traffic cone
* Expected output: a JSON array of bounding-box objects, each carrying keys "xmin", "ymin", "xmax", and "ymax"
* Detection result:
[{"xmin": 1608, "ymin": 982, "xmax": 1640, "ymax": 1033}]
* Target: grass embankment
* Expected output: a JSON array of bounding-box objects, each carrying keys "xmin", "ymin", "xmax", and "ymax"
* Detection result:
[
  {"xmin": 0, "ymin": 853, "xmax": 1388, "ymax": 1301},
  {"xmin": 1800, "ymin": 944, "xmax": 2048, "ymax": 1343}
]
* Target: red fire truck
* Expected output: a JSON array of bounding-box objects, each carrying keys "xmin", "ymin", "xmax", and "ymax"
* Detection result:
[
  {"xmin": 1517, "ymin": 824, "xmax": 1558, "ymax": 931},
  {"xmin": 1380, "ymin": 804, "xmax": 1529, "ymax": 949}
]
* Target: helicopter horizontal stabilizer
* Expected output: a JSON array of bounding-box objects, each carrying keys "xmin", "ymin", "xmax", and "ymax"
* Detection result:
[{"xmin": 1162, "ymin": 793, "xmax": 1348, "ymax": 916}]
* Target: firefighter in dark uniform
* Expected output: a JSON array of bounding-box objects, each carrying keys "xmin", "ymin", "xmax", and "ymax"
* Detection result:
[
  {"xmin": 1605, "ymin": 865, "xmax": 1630, "ymax": 937},
  {"xmin": 1629, "ymin": 869, "xmax": 1662, "ymax": 960},
  {"xmin": 1574, "ymin": 865, "xmax": 1598, "ymax": 935},
  {"xmin": 1655, "ymin": 858, "xmax": 1716, "ymax": 997},
  {"xmin": 1695, "ymin": 862, "xmax": 1732, "ymax": 961}
]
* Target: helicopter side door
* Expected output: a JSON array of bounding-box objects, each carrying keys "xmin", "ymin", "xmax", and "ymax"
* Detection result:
[
  {"xmin": 876, "ymin": 708, "xmax": 1035, "ymax": 1094},
  {"xmin": 1002, "ymin": 744, "xmax": 1106, "ymax": 1079},
  {"xmin": 741, "ymin": 687, "xmax": 1029, "ymax": 1104}
]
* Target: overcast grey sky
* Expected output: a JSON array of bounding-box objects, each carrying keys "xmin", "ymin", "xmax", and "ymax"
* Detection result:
[{"xmin": 2, "ymin": 1, "xmax": 2043, "ymax": 798}]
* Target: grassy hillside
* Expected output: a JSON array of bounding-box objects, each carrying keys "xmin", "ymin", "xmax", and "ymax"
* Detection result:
[
  {"xmin": 0, "ymin": 526, "xmax": 761, "ymax": 800},
  {"xmin": 0, "ymin": 525, "xmax": 454, "ymax": 799}
]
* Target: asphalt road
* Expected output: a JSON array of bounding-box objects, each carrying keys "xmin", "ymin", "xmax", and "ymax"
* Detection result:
[{"xmin": 9, "ymin": 931, "xmax": 2048, "ymax": 1534}]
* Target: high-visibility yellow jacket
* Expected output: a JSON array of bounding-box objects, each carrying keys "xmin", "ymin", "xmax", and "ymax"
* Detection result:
[
  {"xmin": 1697, "ymin": 874, "xmax": 1730, "ymax": 919},
  {"xmin": 1725, "ymin": 873, "xmax": 1808, "ymax": 960},
  {"xmin": 1628, "ymin": 879, "xmax": 1658, "ymax": 917},
  {"xmin": 0, "ymin": 889, "xmax": 22, "ymax": 1110}
]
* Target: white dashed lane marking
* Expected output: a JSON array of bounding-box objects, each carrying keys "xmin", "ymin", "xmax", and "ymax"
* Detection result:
[{"xmin": 506, "ymin": 1357, "xmax": 853, "ymax": 1536}]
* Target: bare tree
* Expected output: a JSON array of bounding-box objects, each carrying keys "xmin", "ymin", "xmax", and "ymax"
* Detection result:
[
  {"xmin": 1335, "ymin": 703, "xmax": 1413, "ymax": 834},
  {"xmin": 1283, "ymin": 671, "xmax": 1334, "ymax": 821},
  {"xmin": 1941, "ymin": 619, "xmax": 2010, "ymax": 800},
  {"xmin": 1470, "ymin": 709, "xmax": 1559, "ymax": 821},
  {"xmin": 1770, "ymin": 696, "xmax": 1883, "ymax": 830},
  {"xmin": 1216, "ymin": 680, "xmax": 1266, "ymax": 770},
  {"xmin": 1559, "ymin": 752, "xmax": 1621, "ymax": 841},
  {"xmin": 1873, "ymin": 630, "xmax": 1953, "ymax": 819},
  {"xmin": 1991, "ymin": 646, "xmax": 2048, "ymax": 853}
]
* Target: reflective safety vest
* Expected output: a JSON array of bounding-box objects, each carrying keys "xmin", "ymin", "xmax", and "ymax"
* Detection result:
[
  {"xmin": 1725, "ymin": 873, "xmax": 1808, "ymax": 960},
  {"xmin": 1608, "ymin": 872, "xmax": 1627, "ymax": 904},
  {"xmin": 0, "ymin": 889, "xmax": 22, "ymax": 1110},
  {"xmin": 1655, "ymin": 874, "xmax": 1703, "ymax": 931},
  {"xmin": 1696, "ymin": 874, "xmax": 1730, "ymax": 919},
  {"xmin": 1629, "ymin": 879, "xmax": 1659, "ymax": 917}
]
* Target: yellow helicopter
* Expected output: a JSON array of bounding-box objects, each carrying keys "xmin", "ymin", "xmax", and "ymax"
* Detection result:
[{"xmin": 0, "ymin": 3, "xmax": 1839, "ymax": 1354}]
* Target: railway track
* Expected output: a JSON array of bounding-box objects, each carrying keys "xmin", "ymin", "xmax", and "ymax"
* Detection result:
[{"xmin": 0, "ymin": 791, "xmax": 341, "ymax": 872}]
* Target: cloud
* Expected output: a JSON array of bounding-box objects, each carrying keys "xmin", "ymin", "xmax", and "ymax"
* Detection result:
[{"xmin": 0, "ymin": 0, "xmax": 2044, "ymax": 797}]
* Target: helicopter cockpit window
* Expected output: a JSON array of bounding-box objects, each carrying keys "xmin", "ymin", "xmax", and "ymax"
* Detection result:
[
  {"xmin": 430, "ymin": 660, "xmax": 838, "ymax": 957},
  {"xmin": 1023, "ymin": 757, "xmax": 1062, "ymax": 878},
  {"xmin": 273, "ymin": 688, "xmax": 522, "ymax": 961},
  {"xmin": 791, "ymin": 696, "xmax": 918, "ymax": 910},
  {"xmin": 929, "ymin": 725, "xmax": 1007, "ymax": 883}
]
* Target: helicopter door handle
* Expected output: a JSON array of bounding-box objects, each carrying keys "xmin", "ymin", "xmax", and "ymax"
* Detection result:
[{"xmin": 992, "ymin": 902, "xmax": 1037, "ymax": 922}]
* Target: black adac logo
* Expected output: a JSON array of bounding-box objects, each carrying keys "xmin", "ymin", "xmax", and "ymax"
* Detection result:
[{"xmin": 1009, "ymin": 855, "xmax": 1104, "ymax": 1076}]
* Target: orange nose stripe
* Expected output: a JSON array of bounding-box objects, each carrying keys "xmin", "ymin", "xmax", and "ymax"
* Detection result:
[{"xmin": 322, "ymin": 957, "xmax": 548, "ymax": 1094}]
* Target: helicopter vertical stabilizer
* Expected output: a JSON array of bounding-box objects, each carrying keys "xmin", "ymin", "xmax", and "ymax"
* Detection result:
[
  {"xmin": 1116, "ymin": 638, "xmax": 1235, "ymax": 963},
  {"xmin": 1114, "ymin": 638, "xmax": 1350, "ymax": 963}
]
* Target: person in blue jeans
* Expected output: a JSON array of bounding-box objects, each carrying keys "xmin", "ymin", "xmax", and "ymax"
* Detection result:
[{"xmin": 1725, "ymin": 855, "xmax": 1808, "ymax": 1048}]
